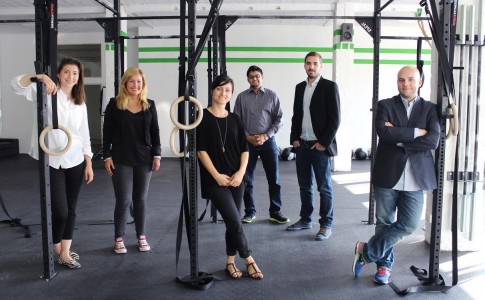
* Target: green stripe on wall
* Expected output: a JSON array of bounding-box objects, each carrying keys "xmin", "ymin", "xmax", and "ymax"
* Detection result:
[
  {"xmin": 139, "ymin": 47, "xmax": 180, "ymax": 52},
  {"xmin": 139, "ymin": 58, "xmax": 181, "ymax": 63},
  {"xmin": 334, "ymin": 43, "xmax": 354, "ymax": 50},
  {"xmin": 226, "ymin": 46, "xmax": 333, "ymax": 53},
  {"xmin": 354, "ymin": 59, "xmax": 432, "ymax": 65},
  {"xmin": 139, "ymin": 57, "xmax": 334, "ymax": 64},
  {"xmin": 355, "ymin": 48, "xmax": 432, "ymax": 54},
  {"xmin": 105, "ymin": 44, "xmax": 128, "ymax": 52},
  {"xmin": 137, "ymin": 46, "xmax": 431, "ymax": 65},
  {"xmin": 139, "ymin": 58, "xmax": 431, "ymax": 65}
]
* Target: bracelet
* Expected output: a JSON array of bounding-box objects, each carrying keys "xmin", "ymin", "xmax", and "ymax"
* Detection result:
[{"xmin": 104, "ymin": 157, "xmax": 112, "ymax": 162}]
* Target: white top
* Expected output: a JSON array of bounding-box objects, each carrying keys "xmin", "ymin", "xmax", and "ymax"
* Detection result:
[
  {"xmin": 300, "ymin": 75, "xmax": 321, "ymax": 141},
  {"xmin": 393, "ymin": 96, "xmax": 421, "ymax": 191},
  {"xmin": 11, "ymin": 75, "xmax": 93, "ymax": 169}
]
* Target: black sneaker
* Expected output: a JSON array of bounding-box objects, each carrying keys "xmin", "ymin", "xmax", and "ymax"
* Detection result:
[
  {"xmin": 286, "ymin": 219, "xmax": 312, "ymax": 231},
  {"xmin": 242, "ymin": 213, "xmax": 256, "ymax": 223},
  {"xmin": 269, "ymin": 211, "xmax": 290, "ymax": 224}
]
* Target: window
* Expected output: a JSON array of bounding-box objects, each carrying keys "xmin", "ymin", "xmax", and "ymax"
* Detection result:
[{"xmin": 57, "ymin": 44, "xmax": 101, "ymax": 77}]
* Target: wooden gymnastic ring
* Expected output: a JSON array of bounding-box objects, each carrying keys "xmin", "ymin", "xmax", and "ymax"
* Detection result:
[
  {"xmin": 39, "ymin": 125, "xmax": 72, "ymax": 156},
  {"xmin": 169, "ymin": 96, "xmax": 203, "ymax": 130},
  {"xmin": 446, "ymin": 103, "xmax": 459, "ymax": 139},
  {"xmin": 169, "ymin": 127, "xmax": 186, "ymax": 157}
]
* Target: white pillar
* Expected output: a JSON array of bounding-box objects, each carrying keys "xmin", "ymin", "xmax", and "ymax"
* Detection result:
[{"xmin": 331, "ymin": 3, "xmax": 354, "ymax": 172}]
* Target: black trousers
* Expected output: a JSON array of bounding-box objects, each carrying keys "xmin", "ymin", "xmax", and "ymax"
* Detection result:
[
  {"xmin": 49, "ymin": 161, "xmax": 85, "ymax": 244},
  {"xmin": 112, "ymin": 164, "xmax": 152, "ymax": 239},
  {"xmin": 207, "ymin": 184, "xmax": 251, "ymax": 258}
]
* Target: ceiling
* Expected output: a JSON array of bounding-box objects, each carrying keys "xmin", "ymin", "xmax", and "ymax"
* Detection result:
[{"xmin": 0, "ymin": 0, "xmax": 422, "ymax": 34}]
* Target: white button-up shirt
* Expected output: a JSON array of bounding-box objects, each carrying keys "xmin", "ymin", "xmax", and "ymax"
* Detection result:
[
  {"xmin": 12, "ymin": 75, "xmax": 92, "ymax": 169},
  {"xmin": 393, "ymin": 96, "xmax": 421, "ymax": 191}
]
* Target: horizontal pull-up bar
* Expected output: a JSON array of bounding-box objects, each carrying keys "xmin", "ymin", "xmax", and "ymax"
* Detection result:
[
  {"xmin": 0, "ymin": 15, "xmax": 429, "ymax": 24},
  {"xmin": 382, "ymin": 36, "xmax": 433, "ymax": 40}
]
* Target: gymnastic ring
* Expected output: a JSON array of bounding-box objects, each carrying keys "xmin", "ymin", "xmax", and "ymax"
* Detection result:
[
  {"xmin": 39, "ymin": 125, "xmax": 72, "ymax": 156},
  {"xmin": 170, "ymin": 96, "xmax": 203, "ymax": 130},
  {"xmin": 446, "ymin": 103, "xmax": 459, "ymax": 139},
  {"xmin": 169, "ymin": 127, "xmax": 186, "ymax": 158}
]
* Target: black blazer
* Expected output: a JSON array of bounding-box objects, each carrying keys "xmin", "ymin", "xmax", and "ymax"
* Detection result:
[
  {"xmin": 103, "ymin": 97, "xmax": 161, "ymax": 159},
  {"xmin": 372, "ymin": 95, "xmax": 440, "ymax": 190},
  {"xmin": 290, "ymin": 77, "xmax": 341, "ymax": 156}
]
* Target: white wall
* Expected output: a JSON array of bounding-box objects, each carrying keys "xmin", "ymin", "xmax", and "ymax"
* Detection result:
[
  {"xmin": 137, "ymin": 19, "xmax": 432, "ymax": 159},
  {"xmin": 0, "ymin": 33, "xmax": 37, "ymax": 152},
  {"xmin": 0, "ymin": 11, "xmax": 438, "ymax": 160},
  {"xmin": 0, "ymin": 31, "xmax": 105, "ymax": 154}
]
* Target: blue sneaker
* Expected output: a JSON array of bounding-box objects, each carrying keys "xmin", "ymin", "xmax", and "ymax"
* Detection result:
[
  {"xmin": 352, "ymin": 241, "xmax": 366, "ymax": 277},
  {"xmin": 315, "ymin": 227, "xmax": 332, "ymax": 240},
  {"xmin": 373, "ymin": 267, "xmax": 390, "ymax": 285}
]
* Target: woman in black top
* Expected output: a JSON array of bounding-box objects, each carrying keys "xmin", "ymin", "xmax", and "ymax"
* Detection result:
[
  {"xmin": 103, "ymin": 67, "xmax": 161, "ymax": 254},
  {"xmin": 197, "ymin": 74, "xmax": 263, "ymax": 280}
]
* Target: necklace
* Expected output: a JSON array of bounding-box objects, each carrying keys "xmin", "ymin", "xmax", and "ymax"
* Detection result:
[{"xmin": 214, "ymin": 115, "xmax": 227, "ymax": 153}]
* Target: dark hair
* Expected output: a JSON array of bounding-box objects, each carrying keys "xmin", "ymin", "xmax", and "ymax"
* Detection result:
[
  {"xmin": 57, "ymin": 57, "xmax": 85, "ymax": 105},
  {"xmin": 211, "ymin": 74, "xmax": 234, "ymax": 92},
  {"xmin": 246, "ymin": 65, "xmax": 263, "ymax": 77},
  {"xmin": 304, "ymin": 52, "xmax": 322, "ymax": 63}
]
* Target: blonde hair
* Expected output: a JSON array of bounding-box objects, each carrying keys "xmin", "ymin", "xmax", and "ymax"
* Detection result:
[{"xmin": 116, "ymin": 67, "xmax": 150, "ymax": 110}]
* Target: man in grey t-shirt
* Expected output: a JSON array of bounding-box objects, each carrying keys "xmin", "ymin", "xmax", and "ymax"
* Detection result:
[{"xmin": 233, "ymin": 65, "xmax": 289, "ymax": 224}]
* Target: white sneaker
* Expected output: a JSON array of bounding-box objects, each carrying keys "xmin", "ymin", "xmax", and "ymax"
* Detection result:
[
  {"xmin": 138, "ymin": 236, "xmax": 150, "ymax": 252},
  {"xmin": 114, "ymin": 238, "xmax": 127, "ymax": 254}
]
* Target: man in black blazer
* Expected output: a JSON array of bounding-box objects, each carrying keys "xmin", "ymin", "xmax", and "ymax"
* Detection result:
[
  {"xmin": 352, "ymin": 66, "xmax": 440, "ymax": 285},
  {"xmin": 286, "ymin": 52, "xmax": 341, "ymax": 242}
]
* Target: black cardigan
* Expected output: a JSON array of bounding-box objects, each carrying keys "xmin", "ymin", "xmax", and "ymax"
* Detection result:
[{"xmin": 103, "ymin": 97, "xmax": 161, "ymax": 160}]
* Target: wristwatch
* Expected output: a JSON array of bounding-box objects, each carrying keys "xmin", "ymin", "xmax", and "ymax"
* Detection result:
[{"xmin": 30, "ymin": 76, "xmax": 38, "ymax": 83}]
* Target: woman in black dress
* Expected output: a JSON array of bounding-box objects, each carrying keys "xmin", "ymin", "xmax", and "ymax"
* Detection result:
[{"xmin": 197, "ymin": 74, "xmax": 263, "ymax": 280}]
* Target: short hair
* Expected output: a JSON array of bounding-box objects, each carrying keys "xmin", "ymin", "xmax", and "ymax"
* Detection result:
[
  {"xmin": 211, "ymin": 74, "xmax": 234, "ymax": 93},
  {"xmin": 246, "ymin": 65, "xmax": 263, "ymax": 77},
  {"xmin": 304, "ymin": 52, "xmax": 323, "ymax": 63},
  {"xmin": 57, "ymin": 57, "xmax": 85, "ymax": 105}
]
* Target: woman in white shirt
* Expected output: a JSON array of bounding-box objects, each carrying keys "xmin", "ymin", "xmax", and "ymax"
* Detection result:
[{"xmin": 11, "ymin": 57, "xmax": 94, "ymax": 269}]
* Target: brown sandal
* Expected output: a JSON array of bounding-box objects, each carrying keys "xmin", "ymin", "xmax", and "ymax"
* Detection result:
[
  {"xmin": 246, "ymin": 262, "xmax": 263, "ymax": 280},
  {"xmin": 225, "ymin": 263, "xmax": 242, "ymax": 279}
]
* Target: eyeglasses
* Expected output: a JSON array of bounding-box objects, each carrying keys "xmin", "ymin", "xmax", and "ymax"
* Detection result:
[{"xmin": 248, "ymin": 74, "xmax": 261, "ymax": 79}]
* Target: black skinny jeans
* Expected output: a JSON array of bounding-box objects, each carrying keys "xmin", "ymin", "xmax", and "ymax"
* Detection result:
[
  {"xmin": 112, "ymin": 164, "xmax": 152, "ymax": 239},
  {"xmin": 207, "ymin": 184, "xmax": 251, "ymax": 258},
  {"xmin": 50, "ymin": 161, "xmax": 85, "ymax": 244}
]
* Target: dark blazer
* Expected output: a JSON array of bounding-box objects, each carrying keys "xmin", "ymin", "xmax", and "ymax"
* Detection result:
[
  {"xmin": 290, "ymin": 77, "xmax": 341, "ymax": 156},
  {"xmin": 372, "ymin": 95, "xmax": 440, "ymax": 190},
  {"xmin": 103, "ymin": 97, "xmax": 161, "ymax": 159}
]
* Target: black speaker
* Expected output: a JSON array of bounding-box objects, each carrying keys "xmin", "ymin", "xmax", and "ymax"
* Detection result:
[{"xmin": 341, "ymin": 23, "xmax": 353, "ymax": 42}]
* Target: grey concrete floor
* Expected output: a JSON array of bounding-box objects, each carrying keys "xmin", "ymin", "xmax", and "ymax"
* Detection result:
[{"xmin": 0, "ymin": 155, "xmax": 483, "ymax": 299}]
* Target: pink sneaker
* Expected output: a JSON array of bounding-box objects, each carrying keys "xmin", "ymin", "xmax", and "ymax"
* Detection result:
[
  {"xmin": 138, "ymin": 236, "xmax": 151, "ymax": 252},
  {"xmin": 114, "ymin": 238, "xmax": 127, "ymax": 254}
]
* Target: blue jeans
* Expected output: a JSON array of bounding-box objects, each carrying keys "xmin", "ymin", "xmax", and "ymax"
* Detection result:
[
  {"xmin": 363, "ymin": 185, "xmax": 425, "ymax": 270},
  {"xmin": 295, "ymin": 143, "xmax": 333, "ymax": 228},
  {"xmin": 243, "ymin": 137, "xmax": 282, "ymax": 215}
]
